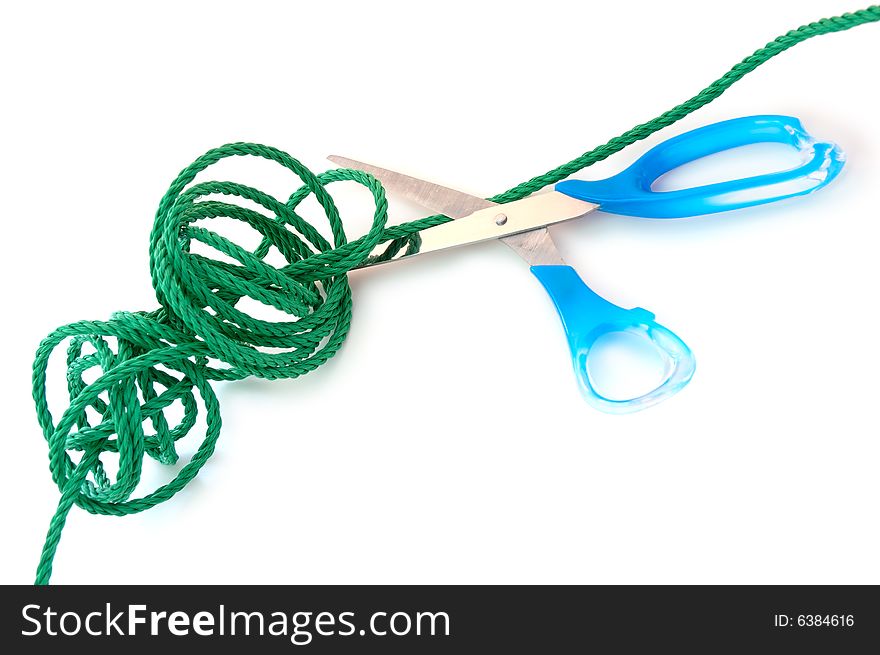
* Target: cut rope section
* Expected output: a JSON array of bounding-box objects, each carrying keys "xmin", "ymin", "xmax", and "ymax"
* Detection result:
[{"xmin": 33, "ymin": 5, "xmax": 880, "ymax": 583}]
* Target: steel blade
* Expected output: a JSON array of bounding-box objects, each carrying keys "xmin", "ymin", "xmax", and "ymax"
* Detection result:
[
  {"xmin": 328, "ymin": 155, "xmax": 587, "ymax": 267},
  {"xmin": 329, "ymin": 155, "xmax": 493, "ymax": 219}
]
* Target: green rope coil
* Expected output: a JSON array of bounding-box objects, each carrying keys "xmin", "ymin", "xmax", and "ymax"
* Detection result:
[{"xmin": 33, "ymin": 5, "xmax": 880, "ymax": 584}]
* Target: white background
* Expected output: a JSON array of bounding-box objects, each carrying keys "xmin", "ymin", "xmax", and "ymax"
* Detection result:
[{"xmin": 1, "ymin": 0, "xmax": 878, "ymax": 584}]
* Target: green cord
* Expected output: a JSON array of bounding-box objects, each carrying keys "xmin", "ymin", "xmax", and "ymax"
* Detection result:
[{"xmin": 33, "ymin": 5, "xmax": 880, "ymax": 584}]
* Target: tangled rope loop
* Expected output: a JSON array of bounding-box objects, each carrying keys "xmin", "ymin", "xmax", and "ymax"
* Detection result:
[
  {"xmin": 32, "ymin": 143, "xmax": 424, "ymax": 584},
  {"xmin": 33, "ymin": 6, "xmax": 880, "ymax": 584}
]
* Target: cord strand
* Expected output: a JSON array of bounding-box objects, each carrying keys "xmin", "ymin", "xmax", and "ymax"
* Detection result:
[{"xmin": 33, "ymin": 5, "xmax": 880, "ymax": 584}]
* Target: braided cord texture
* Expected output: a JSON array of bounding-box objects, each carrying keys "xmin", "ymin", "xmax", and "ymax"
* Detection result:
[{"xmin": 33, "ymin": 6, "xmax": 880, "ymax": 584}]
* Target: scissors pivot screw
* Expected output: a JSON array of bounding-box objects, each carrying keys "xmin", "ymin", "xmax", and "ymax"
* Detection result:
[{"xmin": 494, "ymin": 213, "xmax": 508, "ymax": 226}]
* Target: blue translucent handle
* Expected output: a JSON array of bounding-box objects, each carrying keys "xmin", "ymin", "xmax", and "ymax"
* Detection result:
[
  {"xmin": 555, "ymin": 115, "xmax": 844, "ymax": 218},
  {"xmin": 531, "ymin": 265, "xmax": 695, "ymax": 413}
]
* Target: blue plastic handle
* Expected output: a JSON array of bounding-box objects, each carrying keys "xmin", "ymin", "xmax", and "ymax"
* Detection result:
[
  {"xmin": 555, "ymin": 115, "xmax": 844, "ymax": 218},
  {"xmin": 531, "ymin": 265, "xmax": 695, "ymax": 413}
]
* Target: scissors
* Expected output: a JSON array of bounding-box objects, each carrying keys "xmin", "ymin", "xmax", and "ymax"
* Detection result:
[{"xmin": 330, "ymin": 115, "xmax": 843, "ymax": 413}]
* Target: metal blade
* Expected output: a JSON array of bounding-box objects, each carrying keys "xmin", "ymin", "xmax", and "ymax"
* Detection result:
[
  {"xmin": 328, "ymin": 155, "xmax": 492, "ymax": 219},
  {"xmin": 406, "ymin": 192, "xmax": 591, "ymax": 258},
  {"xmin": 502, "ymin": 228, "xmax": 566, "ymax": 266},
  {"xmin": 328, "ymin": 155, "xmax": 577, "ymax": 267}
]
